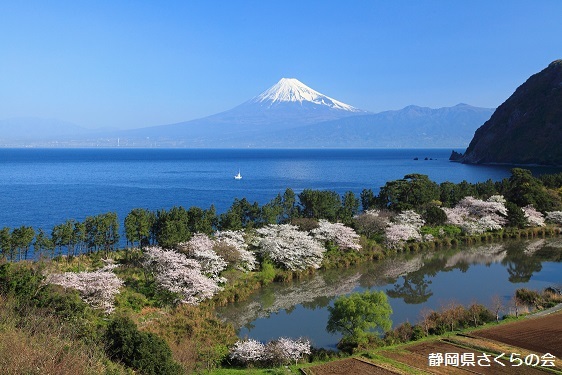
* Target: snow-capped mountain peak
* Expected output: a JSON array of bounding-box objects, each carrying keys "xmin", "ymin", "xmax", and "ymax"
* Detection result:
[{"xmin": 250, "ymin": 78, "xmax": 362, "ymax": 112}]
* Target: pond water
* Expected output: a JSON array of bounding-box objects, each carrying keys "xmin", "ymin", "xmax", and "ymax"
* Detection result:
[{"xmin": 216, "ymin": 237, "xmax": 562, "ymax": 349}]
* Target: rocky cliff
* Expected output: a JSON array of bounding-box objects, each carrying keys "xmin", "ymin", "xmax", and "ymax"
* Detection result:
[{"xmin": 461, "ymin": 60, "xmax": 562, "ymax": 165}]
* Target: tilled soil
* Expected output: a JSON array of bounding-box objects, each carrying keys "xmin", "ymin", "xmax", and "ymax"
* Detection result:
[
  {"xmin": 306, "ymin": 358, "xmax": 400, "ymax": 375},
  {"xmin": 473, "ymin": 313, "xmax": 562, "ymax": 358}
]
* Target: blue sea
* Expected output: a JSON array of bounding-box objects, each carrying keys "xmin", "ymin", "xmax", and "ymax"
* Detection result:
[{"xmin": 0, "ymin": 148, "xmax": 560, "ymax": 232}]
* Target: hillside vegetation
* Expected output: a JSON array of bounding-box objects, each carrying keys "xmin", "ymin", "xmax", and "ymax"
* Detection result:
[
  {"xmin": 461, "ymin": 59, "xmax": 562, "ymax": 165},
  {"xmin": 1, "ymin": 168, "xmax": 562, "ymax": 373}
]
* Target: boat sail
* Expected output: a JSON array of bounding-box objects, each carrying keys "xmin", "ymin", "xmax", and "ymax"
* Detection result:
[{"xmin": 234, "ymin": 170, "xmax": 242, "ymax": 180}]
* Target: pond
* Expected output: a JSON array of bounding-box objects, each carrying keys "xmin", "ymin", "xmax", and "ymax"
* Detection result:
[{"xmin": 216, "ymin": 238, "xmax": 562, "ymax": 349}]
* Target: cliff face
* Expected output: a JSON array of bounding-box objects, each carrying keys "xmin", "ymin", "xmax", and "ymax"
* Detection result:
[{"xmin": 461, "ymin": 60, "xmax": 562, "ymax": 165}]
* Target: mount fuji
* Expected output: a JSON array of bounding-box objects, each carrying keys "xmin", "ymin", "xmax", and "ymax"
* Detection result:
[
  {"xmin": 116, "ymin": 78, "xmax": 367, "ymax": 146},
  {"xmin": 248, "ymin": 78, "xmax": 362, "ymax": 112},
  {"xmin": 0, "ymin": 78, "xmax": 494, "ymax": 147},
  {"xmin": 115, "ymin": 78, "xmax": 492, "ymax": 147}
]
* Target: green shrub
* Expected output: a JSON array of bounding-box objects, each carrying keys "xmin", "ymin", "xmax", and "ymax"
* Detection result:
[
  {"xmin": 308, "ymin": 347, "xmax": 341, "ymax": 362},
  {"xmin": 257, "ymin": 260, "xmax": 276, "ymax": 285},
  {"xmin": 327, "ymin": 290, "xmax": 392, "ymax": 353},
  {"xmin": 421, "ymin": 225, "xmax": 461, "ymax": 238},
  {"xmin": 104, "ymin": 315, "xmax": 183, "ymax": 375},
  {"xmin": 515, "ymin": 288, "xmax": 544, "ymax": 309},
  {"xmin": 411, "ymin": 324, "xmax": 425, "ymax": 341},
  {"xmin": 0, "ymin": 263, "xmax": 44, "ymax": 300},
  {"xmin": 422, "ymin": 206, "xmax": 447, "ymax": 226},
  {"xmin": 115, "ymin": 290, "xmax": 150, "ymax": 312},
  {"xmin": 35, "ymin": 284, "xmax": 87, "ymax": 320}
]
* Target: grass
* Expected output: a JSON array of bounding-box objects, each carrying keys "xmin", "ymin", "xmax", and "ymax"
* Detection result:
[{"xmin": 0, "ymin": 295, "xmax": 129, "ymax": 375}]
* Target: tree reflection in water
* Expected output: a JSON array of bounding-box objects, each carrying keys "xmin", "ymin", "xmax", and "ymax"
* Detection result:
[
  {"xmin": 385, "ymin": 256, "xmax": 450, "ymax": 304},
  {"xmin": 502, "ymin": 240, "xmax": 545, "ymax": 283},
  {"xmin": 386, "ymin": 271, "xmax": 433, "ymax": 304},
  {"xmin": 218, "ymin": 238, "xmax": 562, "ymax": 333}
]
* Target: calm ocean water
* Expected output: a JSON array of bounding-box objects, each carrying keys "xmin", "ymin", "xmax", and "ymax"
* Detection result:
[{"xmin": 0, "ymin": 148, "xmax": 560, "ymax": 231}]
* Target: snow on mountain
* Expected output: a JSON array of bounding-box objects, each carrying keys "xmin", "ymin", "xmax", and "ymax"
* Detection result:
[{"xmin": 249, "ymin": 78, "xmax": 362, "ymax": 112}]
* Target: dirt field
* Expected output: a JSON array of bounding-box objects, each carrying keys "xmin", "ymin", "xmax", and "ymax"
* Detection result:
[
  {"xmin": 307, "ymin": 313, "xmax": 562, "ymax": 374},
  {"xmin": 306, "ymin": 358, "xmax": 400, "ymax": 375},
  {"xmin": 473, "ymin": 313, "xmax": 562, "ymax": 358}
]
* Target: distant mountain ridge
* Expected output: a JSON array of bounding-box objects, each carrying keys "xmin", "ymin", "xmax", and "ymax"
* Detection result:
[
  {"xmin": 0, "ymin": 118, "xmax": 90, "ymax": 145},
  {"xmin": 226, "ymin": 103, "xmax": 494, "ymax": 148},
  {"xmin": 0, "ymin": 78, "xmax": 493, "ymax": 148},
  {"xmin": 0, "ymin": 117, "xmax": 87, "ymax": 137},
  {"xmin": 460, "ymin": 60, "xmax": 562, "ymax": 165}
]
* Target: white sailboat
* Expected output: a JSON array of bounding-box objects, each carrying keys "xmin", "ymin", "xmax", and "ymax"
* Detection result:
[{"xmin": 234, "ymin": 170, "xmax": 242, "ymax": 180}]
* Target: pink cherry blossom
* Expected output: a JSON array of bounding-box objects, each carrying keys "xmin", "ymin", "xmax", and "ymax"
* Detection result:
[
  {"xmin": 254, "ymin": 224, "xmax": 325, "ymax": 271},
  {"xmin": 384, "ymin": 223, "xmax": 422, "ymax": 249},
  {"xmin": 45, "ymin": 264, "xmax": 124, "ymax": 313},
  {"xmin": 179, "ymin": 233, "xmax": 227, "ymax": 282},
  {"xmin": 143, "ymin": 246, "xmax": 221, "ymax": 305},
  {"xmin": 522, "ymin": 205, "xmax": 545, "ymax": 227},
  {"xmin": 264, "ymin": 337, "xmax": 311, "ymax": 364},
  {"xmin": 311, "ymin": 220, "xmax": 361, "ymax": 251},
  {"xmin": 443, "ymin": 195, "xmax": 508, "ymax": 234},
  {"xmin": 215, "ymin": 230, "xmax": 257, "ymax": 272},
  {"xmin": 229, "ymin": 339, "xmax": 265, "ymax": 364}
]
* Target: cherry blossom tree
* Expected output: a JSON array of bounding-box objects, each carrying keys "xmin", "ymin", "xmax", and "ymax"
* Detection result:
[
  {"xmin": 384, "ymin": 210, "xmax": 424, "ymax": 249},
  {"xmin": 264, "ymin": 337, "xmax": 311, "ymax": 365},
  {"xmin": 384, "ymin": 223, "xmax": 422, "ymax": 249},
  {"xmin": 457, "ymin": 196, "xmax": 507, "ymax": 225},
  {"xmin": 215, "ymin": 230, "xmax": 257, "ymax": 272},
  {"xmin": 229, "ymin": 339, "xmax": 265, "ymax": 364},
  {"xmin": 443, "ymin": 196, "xmax": 508, "ymax": 234},
  {"xmin": 45, "ymin": 264, "xmax": 124, "ymax": 313},
  {"xmin": 546, "ymin": 211, "xmax": 562, "ymax": 224},
  {"xmin": 459, "ymin": 216, "xmax": 503, "ymax": 235},
  {"xmin": 229, "ymin": 338, "xmax": 310, "ymax": 366},
  {"xmin": 254, "ymin": 224, "xmax": 325, "ymax": 271},
  {"xmin": 522, "ymin": 205, "xmax": 545, "ymax": 227},
  {"xmin": 311, "ymin": 220, "xmax": 361, "ymax": 251},
  {"xmin": 442, "ymin": 206, "xmax": 471, "ymax": 226},
  {"xmin": 394, "ymin": 210, "xmax": 425, "ymax": 228},
  {"xmin": 142, "ymin": 246, "xmax": 221, "ymax": 305},
  {"xmin": 178, "ymin": 233, "xmax": 227, "ymax": 282}
]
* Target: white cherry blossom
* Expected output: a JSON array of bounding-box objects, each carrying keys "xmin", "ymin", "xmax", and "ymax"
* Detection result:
[
  {"xmin": 143, "ymin": 246, "xmax": 221, "ymax": 305},
  {"xmin": 311, "ymin": 220, "xmax": 361, "ymax": 251},
  {"xmin": 254, "ymin": 224, "xmax": 325, "ymax": 271},
  {"xmin": 45, "ymin": 264, "xmax": 124, "ymax": 313}
]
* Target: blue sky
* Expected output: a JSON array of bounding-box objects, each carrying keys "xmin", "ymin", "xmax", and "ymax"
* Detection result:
[{"xmin": 1, "ymin": 1, "xmax": 560, "ymax": 130}]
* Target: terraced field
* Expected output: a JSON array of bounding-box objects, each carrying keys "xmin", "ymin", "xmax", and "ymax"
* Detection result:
[
  {"xmin": 473, "ymin": 312, "xmax": 562, "ymax": 358},
  {"xmin": 304, "ymin": 358, "xmax": 400, "ymax": 375},
  {"xmin": 306, "ymin": 312, "xmax": 562, "ymax": 374}
]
